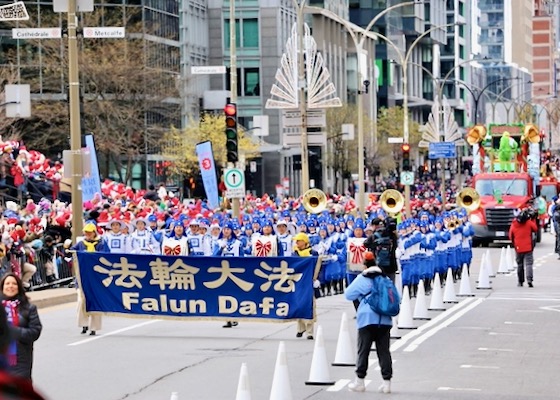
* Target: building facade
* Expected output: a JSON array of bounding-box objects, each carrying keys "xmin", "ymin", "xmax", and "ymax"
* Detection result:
[{"xmin": 0, "ymin": 0, "xmax": 181, "ymax": 188}]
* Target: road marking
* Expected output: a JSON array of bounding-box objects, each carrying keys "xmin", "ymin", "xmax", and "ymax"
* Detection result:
[
  {"xmin": 488, "ymin": 332, "xmax": 520, "ymax": 336},
  {"xmin": 504, "ymin": 321, "xmax": 534, "ymax": 325},
  {"xmin": 403, "ymin": 299, "xmax": 484, "ymax": 352},
  {"xmin": 478, "ymin": 347, "xmax": 513, "ymax": 352},
  {"xmin": 490, "ymin": 297, "xmax": 560, "ymax": 301},
  {"xmin": 327, "ymin": 379, "xmax": 351, "ymax": 392},
  {"xmin": 390, "ymin": 298, "xmax": 478, "ymax": 352},
  {"xmin": 438, "ymin": 387, "xmax": 481, "ymax": 392},
  {"xmin": 460, "ymin": 364, "xmax": 499, "ymax": 369},
  {"xmin": 515, "ymin": 309, "xmax": 544, "ymax": 313},
  {"xmin": 68, "ymin": 320, "xmax": 160, "ymax": 346},
  {"xmin": 541, "ymin": 305, "xmax": 560, "ymax": 312}
]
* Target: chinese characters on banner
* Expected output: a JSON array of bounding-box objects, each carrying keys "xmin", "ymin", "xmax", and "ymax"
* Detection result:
[{"xmin": 76, "ymin": 253, "xmax": 319, "ymax": 322}]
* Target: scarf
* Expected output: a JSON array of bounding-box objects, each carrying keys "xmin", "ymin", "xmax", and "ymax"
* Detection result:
[
  {"xmin": 83, "ymin": 239, "xmax": 99, "ymax": 252},
  {"xmin": 2, "ymin": 299, "xmax": 19, "ymax": 366}
]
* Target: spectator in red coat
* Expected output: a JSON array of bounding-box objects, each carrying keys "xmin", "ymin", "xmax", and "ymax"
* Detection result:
[{"xmin": 508, "ymin": 209, "xmax": 538, "ymax": 287}]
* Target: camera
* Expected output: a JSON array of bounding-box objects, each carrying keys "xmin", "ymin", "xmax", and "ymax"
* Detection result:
[
  {"xmin": 516, "ymin": 209, "xmax": 530, "ymax": 223},
  {"xmin": 362, "ymin": 80, "xmax": 370, "ymax": 94}
]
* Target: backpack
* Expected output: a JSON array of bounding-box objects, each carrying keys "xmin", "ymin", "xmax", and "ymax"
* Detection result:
[
  {"xmin": 373, "ymin": 235, "xmax": 392, "ymax": 268},
  {"xmin": 364, "ymin": 275, "xmax": 401, "ymax": 317}
]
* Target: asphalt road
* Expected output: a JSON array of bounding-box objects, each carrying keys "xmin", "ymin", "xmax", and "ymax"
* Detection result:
[{"xmin": 32, "ymin": 233, "xmax": 560, "ymax": 400}]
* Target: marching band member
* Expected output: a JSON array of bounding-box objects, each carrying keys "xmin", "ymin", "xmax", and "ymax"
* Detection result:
[
  {"xmin": 346, "ymin": 218, "xmax": 368, "ymax": 288},
  {"xmin": 213, "ymin": 221, "xmax": 244, "ymax": 329},
  {"xmin": 419, "ymin": 220, "xmax": 436, "ymax": 293},
  {"xmin": 403, "ymin": 220, "xmax": 422, "ymax": 297},
  {"xmin": 293, "ymin": 232, "xmax": 318, "ymax": 340},
  {"xmin": 103, "ymin": 218, "xmax": 131, "ymax": 254},
  {"xmin": 186, "ymin": 220, "xmax": 212, "ymax": 256},
  {"xmin": 433, "ymin": 217, "xmax": 451, "ymax": 282},
  {"xmin": 161, "ymin": 221, "xmax": 189, "ymax": 256},
  {"xmin": 72, "ymin": 222, "xmax": 110, "ymax": 336},
  {"xmin": 209, "ymin": 222, "xmax": 222, "ymax": 253},
  {"xmin": 316, "ymin": 224, "xmax": 336, "ymax": 296},
  {"xmin": 459, "ymin": 209, "xmax": 474, "ymax": 274},
  {"xmin": 251, "ymin": 220, "xmax": 282, "ymax": 257},
  {"xmin": 275, "ymin": 220, "xmax": 294, "ymax": 256},
  {"xmin": 130, "ymin": 217, "xmax": 160, "ymax": 254}
]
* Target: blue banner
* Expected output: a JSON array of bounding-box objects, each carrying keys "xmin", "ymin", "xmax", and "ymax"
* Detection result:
[
  {"xmin": 196, "ymin": 141, "xmax": 219, "ymax": 209},
  {"xmin": 76, "ymin": 252, "xmax": 318, "ymax": 321},
  {"xmin": 81, "ymin": 135, "xmax": 102, "ymax": 203}
]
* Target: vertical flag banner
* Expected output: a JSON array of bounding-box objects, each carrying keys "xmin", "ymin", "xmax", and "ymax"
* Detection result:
[
  {"xmin": 81, "ymin": 134, "xmax": 102, "ymax": 203},
  {"xmin": 196, "ymin": 141, "xmax": 219, "ymax": 209}
]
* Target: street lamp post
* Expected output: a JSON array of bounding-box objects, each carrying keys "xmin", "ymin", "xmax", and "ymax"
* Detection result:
[
  {"xmin": 293, "ymin": 0, "xmax": 310, "ymax": 194},
  {"xmin": 304, "ymin": 1, "xmax": 418, "ymax": 215},
  {"xmin": 374, "ymin": 22, "xmax": 462, "ymax": 217}
]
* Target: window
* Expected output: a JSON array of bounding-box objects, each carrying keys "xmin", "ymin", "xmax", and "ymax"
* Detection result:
[
  {"xmin": 225, "ymin": 18, "xmax": 259, "ymax": 48},
  {"xmin": 244, "ymin": 68, "xmax": 260, "ymax": 96},
  {"xmin": 225, "ymin": 67, "xmax": 260, "ymax": 97}
]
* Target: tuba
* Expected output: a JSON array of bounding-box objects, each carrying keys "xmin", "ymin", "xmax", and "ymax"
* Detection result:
[
  {"xmin": 302, "ymin": 188, "xmax": 328, "ymax": 214},
  {"xmin": 521, "ymin": 124, "xmax": 540, "ymax": 143},
  {"xmin": 380, "ymin": 189, "xmax": 404, "ymax": 216},
  {"xmin": 456, "ymin": 187, "xmax": 480, "ymax": 213},
  {"xmin": 466, "ymin": 125, "xmax": 487, "ymax": 145}
]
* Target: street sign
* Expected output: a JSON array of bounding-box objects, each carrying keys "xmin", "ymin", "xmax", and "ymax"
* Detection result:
[
  {"xmin": 388, "ymin": 137, "xmax": 404, "ymax": 144},
  {"xmin": 283, "ymin": 131, "xmax": 326, "ymax": 147},
  {"xmin": 83, "ymin": 27, "xmax": 125, "ymax": 38},
  {"xmin": 191, "ymin": 66, "xmax": 226, "ymax": 75},
  {"xmin": 429, "ymin": 142, "xmax": 456, "ymax": 159},
  {"xmin": 400, "ymin": 171, "xmax": 414, "ymax": 186},
  {"xmin": 224, "ymin": 168, "xmax": 245, "ymax": 198},
  {"xmin": 12, "ymin": 28, "xmax": 61, "ymax": 39},
  {"xmin": 282, "ymin": 109, "xmax": 326, "ymax": 128},
  {"xmin": 5, "ymin": 84, "xmax": 30, "ymax": 118}
]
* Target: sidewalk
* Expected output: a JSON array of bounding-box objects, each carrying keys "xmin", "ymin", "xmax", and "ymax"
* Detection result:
[{"xmin": 27, "ymin": 288, "xmax": 77, "ymax": 309}]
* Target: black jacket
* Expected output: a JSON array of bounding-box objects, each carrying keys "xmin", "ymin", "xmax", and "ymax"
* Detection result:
[{"xmin": 6, "ymin": 302, "xmax": 42, "ymax": 380}]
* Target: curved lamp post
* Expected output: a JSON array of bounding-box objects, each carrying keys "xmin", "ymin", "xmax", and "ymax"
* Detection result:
[
  {"xmin": 373, "ymin": 22, "xmax": 464, "ymax": 216},
  {"xmin": 304, "ymin": 1, "xmax": 420, "ymax": 215}
]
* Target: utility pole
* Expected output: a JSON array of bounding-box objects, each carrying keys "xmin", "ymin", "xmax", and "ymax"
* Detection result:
[
  {"xmin": 67, "ymin": 0, "xmax": 83, "ymax": 241},
  {"xmin": 229, "ymin": 0, "xmax": 240, "ymax": 219}
]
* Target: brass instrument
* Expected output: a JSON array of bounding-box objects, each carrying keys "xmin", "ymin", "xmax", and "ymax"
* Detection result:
[
  {"xmin": 466, "ymin": 125, "xmax": 487, "ymax": 145},
  {"xmin": 302, "ymin": 188, "xmax": 328, "ymax": 214},
  {"xmin": 445, "ymin": 218, "xmax": 458, "ymax": 229},
  {"xmin": 521, "ymin": 124, "xmax": 540, "ymax": 143},
  {"xmin": 380, "ymin": 189, "xmax": 404, "ymax": 216},
  {"xmin": 456, "ymin": 188, "xmax": 480, "ymax": 213}
]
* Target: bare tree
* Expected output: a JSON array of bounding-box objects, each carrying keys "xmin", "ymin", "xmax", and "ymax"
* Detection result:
[{"xmin": 0, "ymin": 8, "xmax": 180, "ymax": 185}]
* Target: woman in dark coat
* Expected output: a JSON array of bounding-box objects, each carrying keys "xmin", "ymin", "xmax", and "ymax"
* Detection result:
[{"xmin": 1, "ymin": 273, "xmax": 42, "ymax": 381}]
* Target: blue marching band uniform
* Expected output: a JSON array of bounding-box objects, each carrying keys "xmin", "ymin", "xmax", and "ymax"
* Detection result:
[{"xmin": 93, "ymin": 204, "xmax": 473, "ymax": 299}]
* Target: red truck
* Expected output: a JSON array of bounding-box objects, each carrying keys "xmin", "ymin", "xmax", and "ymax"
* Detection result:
[
  {"xmin": 468, "ymin": 172, "xmax": 541, "ymax": 246},
  {"xmin": 466, "ymin": 123, "xmax": 542, "ymax": 246}
]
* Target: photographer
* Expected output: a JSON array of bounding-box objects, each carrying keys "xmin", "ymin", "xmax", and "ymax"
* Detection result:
[
  {"xmin": 364, "ymin": 218, "xmax": 398, "ymax": 283},
  {"xmin": 509, "ymin": 208, "xmax": 538, "ymax": 287}
]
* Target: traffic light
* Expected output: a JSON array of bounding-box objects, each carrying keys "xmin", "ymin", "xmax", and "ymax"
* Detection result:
[
  {"xmin": 546, "ymin": 150, "xmax": 552, "ymax": 161},
  {"xmin": 402, "ymin": 143, "xmax": 411, "ymax": 171},
  {"xmin": 224, "ymin": 102, "xmax": 238, "ymax": 163}
]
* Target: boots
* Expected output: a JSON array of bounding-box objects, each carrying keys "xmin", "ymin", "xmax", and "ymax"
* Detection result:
[
  {"xmin": 378, "ymin": 379, "xmax": 391, "ymax": 394},
  {"xmin": 348, "ymin": 377, "xmax": 365, "ymax": 392}
]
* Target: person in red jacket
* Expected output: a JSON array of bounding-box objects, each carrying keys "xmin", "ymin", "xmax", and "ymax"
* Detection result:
[{"xmin": 509, "ymin": 209, "xmax": 538, "ymax": 287}]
